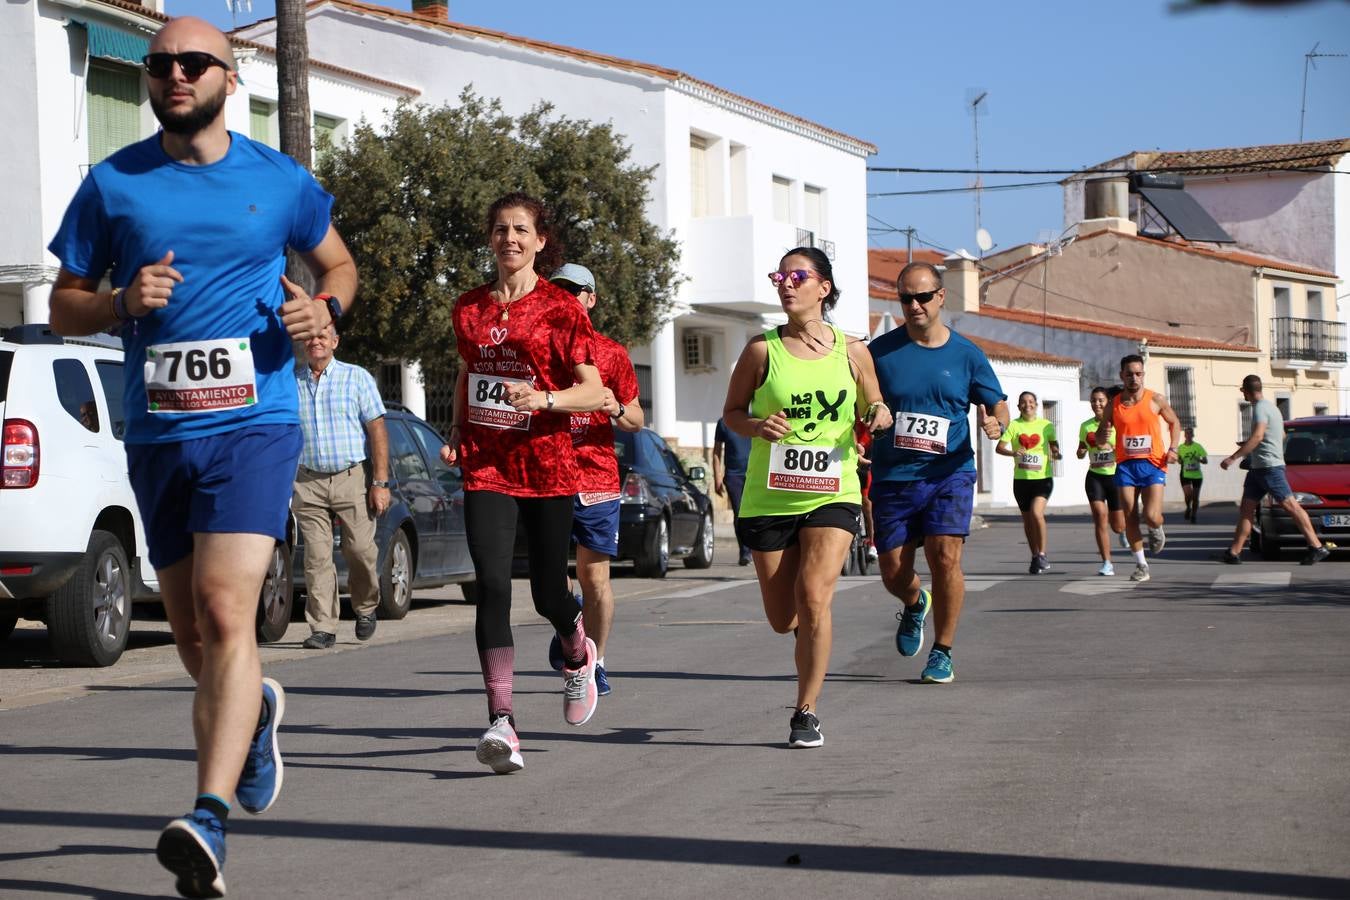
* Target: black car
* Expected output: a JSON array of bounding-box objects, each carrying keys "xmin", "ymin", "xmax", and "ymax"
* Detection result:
[
  {"xmin": 615, "ymin": 427, "xmax": 715, "ymax": 577},
  {"xmin": 291, "ymin": 404, "xmax": 476, "ymax": 618}
]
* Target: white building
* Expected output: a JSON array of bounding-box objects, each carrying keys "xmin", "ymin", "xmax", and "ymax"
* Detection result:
[
  {"xmin": 0, "ymin": 0, "xmax": 415, "ymax": 328},
  {"xmin": 234, "ymin": 0, "xmax": 876, "ymax": 449}
]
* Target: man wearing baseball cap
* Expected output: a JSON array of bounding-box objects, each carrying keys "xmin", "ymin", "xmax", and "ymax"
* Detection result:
[{"xmin": 546, "ymin": 264, "xmax": 644, "ymax": 695}]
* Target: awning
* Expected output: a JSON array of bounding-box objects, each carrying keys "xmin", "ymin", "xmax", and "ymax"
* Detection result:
[{"xmin": 67, "ymin": 19, "xmax": 152, "ymax": 66}]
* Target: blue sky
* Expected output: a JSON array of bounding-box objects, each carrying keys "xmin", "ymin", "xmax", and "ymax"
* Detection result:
[{"xmin": 179, "ymin": 0, "xmax": 1350, "ymax": 258}]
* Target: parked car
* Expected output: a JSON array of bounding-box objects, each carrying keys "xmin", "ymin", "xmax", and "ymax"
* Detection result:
[
  {"xmin": 1252, "ymin": 416, "xmax": 1350, "ymax": 560},
  {"xmin": 0, "ymin": 324, "xmax": 292, "ymax": 666},
  {"xmin": 291, "ymin": 403, "xmax": 476, "ymax": 617}
]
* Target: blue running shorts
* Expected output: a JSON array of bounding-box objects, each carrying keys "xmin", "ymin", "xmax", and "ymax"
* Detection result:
[
  {"xmin": 871, "ymin": 469, "xmax": 977, "ymax": 552},
  {"xmin": 1242, "ymin": 465, "xmax": 1293, "ymax": 504},
  {"xmin": 572, "ymin": 496, "xmax": 620, "ymax": 557},
  {"xmin": 1114, "ymin": 458, "xmax": 1167, "ymax": 489},
  {"xmin": 127, "ymin": 424, "xmax": 303, "ymax": 569}
]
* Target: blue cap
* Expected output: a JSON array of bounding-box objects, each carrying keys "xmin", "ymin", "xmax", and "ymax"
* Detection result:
[{"xmin": 550, "ymin": 263, "xmax": 596, "ymax": 292}]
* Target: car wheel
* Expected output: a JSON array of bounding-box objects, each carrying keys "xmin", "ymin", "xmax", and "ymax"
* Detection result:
[
  {"xmin": 46, "ymin": 530, "xmax": 131, "ymax": 667},
  {"xmin": 255, "ymin": 540, "xmax": 294, "ymax": 644},
  {"xmin": 0, "ymin": 614, "xmax": 16, "ymax": 642},
  {"xmin": 683, "ymin": 509, "xmax": 715, "ymax": 569},
  {"xmin": 379, "ymin": 529, "xmax": 414, "ymax": 619},
  {"xmin": 635, "ymin": 516, "xmax": 670, "ymax": 579}
]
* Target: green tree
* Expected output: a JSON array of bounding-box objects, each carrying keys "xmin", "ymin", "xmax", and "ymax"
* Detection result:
[{"xmin": 316, "ymin": 90, "xmax": 681, "ymax": 385}]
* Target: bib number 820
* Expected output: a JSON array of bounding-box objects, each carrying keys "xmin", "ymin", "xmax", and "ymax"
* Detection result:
[
  {"xmin": 162, "ymin": 347, "xmax": 232, "ymax": 382},
  {"xmin": 780, "ymin": 447, "xmax": 833, "ymax": 473}
]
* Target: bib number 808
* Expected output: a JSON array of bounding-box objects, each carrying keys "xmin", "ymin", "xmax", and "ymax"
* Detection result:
[
  {"xmin": 780, "ymin": 447, "xmax": 833, "ymax": 473},
  {"xmin": 162, "ymin": 347, "xmax": 232, "ymax": 382}
]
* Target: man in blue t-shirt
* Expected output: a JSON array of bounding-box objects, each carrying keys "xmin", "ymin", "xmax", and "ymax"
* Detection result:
[
  {"xmin": 46, "ymin": 16, "xmax": 357, "ymax": 897},
  {"xmin": 868, "ymin": 261, "xmax": 1007, "ymax": 685},
  {"xmin": 713, "ymin": 415, "xmax": 753, "ymax": 565}
]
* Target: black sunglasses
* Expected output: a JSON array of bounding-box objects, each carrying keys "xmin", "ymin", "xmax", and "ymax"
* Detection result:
[
  {"xmin": 553, "ymin": 282, "xmax": 591, "ymax": 297},
  {"xmin": 898, "ymin": 289, "xmax": 941, "ymax": 305},
  {"xmin": 142, "ymin": 51, "xmax": 232, "ymax": 81}
]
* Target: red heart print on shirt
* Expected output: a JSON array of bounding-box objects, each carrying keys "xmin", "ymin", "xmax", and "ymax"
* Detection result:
[{"xmin": 1018, "ymin": 434, "xmax": 1041, "ymax": 449}]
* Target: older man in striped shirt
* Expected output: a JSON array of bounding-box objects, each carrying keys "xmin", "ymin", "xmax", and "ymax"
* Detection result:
[{"xmin": 294, "ymin": 322, "xmax": 390, "ymax": 649}]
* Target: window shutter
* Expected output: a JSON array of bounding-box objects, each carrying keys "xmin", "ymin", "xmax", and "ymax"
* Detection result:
[{"xmin": 87, "ymin": 62, "xmax": 140, "ymax": 165}]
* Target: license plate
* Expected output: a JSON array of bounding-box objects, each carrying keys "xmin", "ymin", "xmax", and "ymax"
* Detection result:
[{"xmin": 1323, "ymin": 514, "xmax": 1350, "ymax": 528}]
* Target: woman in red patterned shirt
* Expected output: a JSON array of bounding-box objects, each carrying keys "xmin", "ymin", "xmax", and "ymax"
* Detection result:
[{"xmin": 441, "ymin": 192, "xmax": 606, "ymax": 774}]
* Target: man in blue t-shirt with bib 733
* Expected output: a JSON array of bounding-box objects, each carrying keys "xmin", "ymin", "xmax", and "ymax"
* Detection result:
[
  {"xmin": 868, "ymin": 261, "xmax": 1008, "ymax": 685},
  {"xmin": 47, "ymin": 16, "xmax": 358, "ymax": 898}
]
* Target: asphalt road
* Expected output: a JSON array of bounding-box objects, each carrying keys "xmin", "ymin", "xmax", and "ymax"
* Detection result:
[{"xmin": 2, "ymin": 513, "xmax": 1348, "ymax": 899}]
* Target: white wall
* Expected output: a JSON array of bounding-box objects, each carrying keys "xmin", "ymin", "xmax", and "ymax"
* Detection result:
[{"xmin": 1185, "ymin": 171, "xmax": 1336, "ymax": 273}]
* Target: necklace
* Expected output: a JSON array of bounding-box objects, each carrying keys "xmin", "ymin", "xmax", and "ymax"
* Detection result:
[
  {"xmin": 492, "ymin": 274, "xmax": 539, "ymax": 322},
  {"xmin": 786, "ymin": 318, "xmax": 831, "ymax": 354}
]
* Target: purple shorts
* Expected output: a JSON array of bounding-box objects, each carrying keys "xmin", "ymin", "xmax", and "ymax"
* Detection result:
[{"xmin": 871, "ymin": 469, "xmax": 977, "ymax": 552}]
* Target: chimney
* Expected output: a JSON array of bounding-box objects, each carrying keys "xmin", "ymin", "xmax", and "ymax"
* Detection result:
[
  {"xmin": 1078, "ymin": 176, "xmax": 1137, "ymax": 237},
  {"xmin": 411, "ymin": 0, "xmax": 449, "ymax": 21},
  {"xmin": 943, "ymin": 253, "xmax": 981, "ymax": 314}
]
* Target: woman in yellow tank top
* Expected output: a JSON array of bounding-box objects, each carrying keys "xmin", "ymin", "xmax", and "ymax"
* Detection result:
[{"xmin": 722, "ymin": 247, "xmax": 891, "ymax": 749}]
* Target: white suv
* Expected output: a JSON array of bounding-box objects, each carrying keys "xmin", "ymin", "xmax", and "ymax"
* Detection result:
[{"xmin": 0, "ymin": 324, "xmax": 292, "ymax": 666}]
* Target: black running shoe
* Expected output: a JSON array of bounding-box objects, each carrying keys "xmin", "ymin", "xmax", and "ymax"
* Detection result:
[{"xmin": 788, "ymin": 708, "xmax": 823, "ymax": 748}]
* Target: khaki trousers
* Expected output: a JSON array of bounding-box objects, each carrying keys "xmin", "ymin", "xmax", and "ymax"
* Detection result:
[{"xmin": 293, "ymin": 465, "xmax": 380, "ymax": 633}]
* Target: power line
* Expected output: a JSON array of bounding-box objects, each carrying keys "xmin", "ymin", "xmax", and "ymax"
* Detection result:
[
  {"xmin": 869, "ymin": 179, "xmax": 1062, "ymax": 198},
  {"xmin": 866, "ymin": 150, "xmax": 1348, "ymax": 176}
]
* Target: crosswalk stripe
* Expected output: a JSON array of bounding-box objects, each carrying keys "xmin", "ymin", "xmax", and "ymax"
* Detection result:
[
  {"xmin": 1211, "ymin": 571, "xmax": 1292, "ymax": 591},
  {"xmin": 1059, "ymin": 579, "xmax": 1140, "ymax": 595}
]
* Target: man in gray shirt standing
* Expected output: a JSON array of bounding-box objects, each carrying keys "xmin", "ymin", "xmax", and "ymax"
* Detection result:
[{"xmin": 1218, "ymin": 374, "xmax": 1330, "ymax": 564}]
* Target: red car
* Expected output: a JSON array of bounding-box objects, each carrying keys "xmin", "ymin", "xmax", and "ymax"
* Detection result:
[{"xmin": 1253, "ymin": 416, "xmax": 1350, "ymax": 560}]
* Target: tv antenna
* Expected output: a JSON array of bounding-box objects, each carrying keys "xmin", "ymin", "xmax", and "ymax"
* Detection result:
[
  {"xmin": 1300, "ymin": 43, "xmax": 1346, "ymax": 142},
  {"xmin": 225, "ymin": 0, "xmax": 253, "ymax": 30},
  {"xmin": 967, "ymin": 89, "xmax": 989, "ymax": 255}
]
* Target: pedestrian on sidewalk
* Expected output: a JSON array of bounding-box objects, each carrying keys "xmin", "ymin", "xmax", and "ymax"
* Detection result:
[
  {"xmin": 1176, "ymin": 427, "xmax": 1209, "ymax": 523},
  {"xmin": 714, "ymin": 416, "xmax": 754, "ymax": 565},
  {"xmin": 293, "ymin": 322, "xmax": 390, "ymax": 650},
  {"xmin": 441, "ymin": 193, "xmax": 606, "ymax": 774},
  {"xmin": 544, "ymin": 263, "xmax": 644, "ymax": 697},
  {"xmin": 723, "ymin": 246, "xmax": 890, "ymax": 747},
  {"xmin": 869, "ymin": 261, "xmax": 1009, "ymax": 685},
  {"xmin": 1219, "ymin": 375, "xmax": 1329, "ymax": 565},
  {"xmin": 1096, "ymin": 354, "xmax": 1182, "ymax": 582},
  {"xmin": 997, "ymin": 391, "xmax": 1060, "ymax": 574},
  {"xmin": 1077, "ymin": 386, "xmax": 1125, "ymax": 576},
  {"xmin": 47, "ymin": 16, "xmax": 358, "ymax": 897}
]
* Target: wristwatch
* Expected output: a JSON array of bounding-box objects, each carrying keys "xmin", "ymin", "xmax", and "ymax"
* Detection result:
[
  {"xmin": 370, "ymin": 480, "xmax": 391, "ymax": 489},
  {"xmin": 546, "ymin": 391, "xmax": 556, "ymax": 410},
  {"xmin": 315, "ymin": 293, "xmax": 343, "ymax": 331}
]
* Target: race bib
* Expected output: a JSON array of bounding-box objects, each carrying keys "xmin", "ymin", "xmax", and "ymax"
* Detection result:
[
  {"xmin": 1122, "ymin": 434, "xmax": 1152, "ymax": 458},
  {"xmin": 578, "ymin": 490, "xmax": 621, "ymax": 506},
  {"xmin": 893, "ymin": 411, "xmax": 950, "ymax": 454},
  {"xmin": 145, "ymin": 338, "xmax": 256, "ymax": 413},
  {"xmin": 467, "ymin": 373, "xmax": 531, "ymax": 431},
  {"xmin": 767, "ymin": 443, "xmax": 843, "ymax": 493},
  {"xmin": 1018, "ymin": 452, "xmax": 1044, "ymax": 471},
  {"xmin": 1183, "ymin": 461, "xmax": 1201, "ymax": 473},
  {"xmin": 1090, "ymin": 448, "xmax": 1115, "ymax": 468}
]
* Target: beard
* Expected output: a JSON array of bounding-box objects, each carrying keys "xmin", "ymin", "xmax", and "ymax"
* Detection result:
[{"xmin": 150, "ymin": 83, "xmax": 227, "ymax": 135}]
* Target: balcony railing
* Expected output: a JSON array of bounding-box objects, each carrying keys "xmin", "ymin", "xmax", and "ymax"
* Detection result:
[
  {"xmin": 793, "ymin": 228, "xmax": 836, "ymax": 260},
  {"xmin": 1270, "ymin": 317, "xmax": 1347, "ymax": 366}
]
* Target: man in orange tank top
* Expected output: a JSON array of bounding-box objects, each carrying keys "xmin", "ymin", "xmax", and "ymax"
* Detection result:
[{"xmin": 1095, "ymin": 354, "xmax": 1181, "ymax": 582}]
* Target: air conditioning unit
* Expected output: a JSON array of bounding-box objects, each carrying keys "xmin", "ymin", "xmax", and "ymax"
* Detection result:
[{"xmin": 682, "ymin": 330, "xmax": 716, "ymax": 373}]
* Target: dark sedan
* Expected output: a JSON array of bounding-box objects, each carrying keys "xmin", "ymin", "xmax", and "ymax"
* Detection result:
[
  {"xmin": 291, "ymin": 404, "xmax": 476, "ymax": 619},
  {"xmin": 615, "ymin": 427, "xmax": 715, "ymax": 577}
]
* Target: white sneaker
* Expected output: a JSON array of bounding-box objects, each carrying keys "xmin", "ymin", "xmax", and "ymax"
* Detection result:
[
  {"xmin": 1117, "ymin": 531, "xmax": 1129, "ymax": 550},
  {"xmin": 476, "ymin": 715, "xmax": 524, "ymax": 774},
  {"xmin": 1129, "ymin": 563, "xmax": 1151, "ymax": 583},
  {"xmin": 1098, "ymin": 561, "xmax": 1114, "ymax": 577}
]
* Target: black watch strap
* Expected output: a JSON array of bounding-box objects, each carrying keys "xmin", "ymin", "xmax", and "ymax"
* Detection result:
[{"xmin": 318, "ymin": 294, "xmax": 343, "ymax": 330}]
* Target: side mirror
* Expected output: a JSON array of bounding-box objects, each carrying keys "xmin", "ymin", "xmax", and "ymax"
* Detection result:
[{"xmin": 686, "ymin": 465, "xmax": 706, "ymax": 482}]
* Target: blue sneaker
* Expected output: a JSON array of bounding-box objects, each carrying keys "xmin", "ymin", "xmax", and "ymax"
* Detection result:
[
  {"xmin": 921, "ymin": 648, "xmax": 954, "ymax": 684},
  {"xmin": 894, "ymin": 589, "xmax": 931, "ymax": 657},
  {"xmin": 156, "ymin": 811, "xmax": 227, "ymax": 899},
  {"xmin": 548, "ymin": 592, "xmax": 584, "ymax": 671},
  {"xmin": 595, "ymin": 663, "xmax": 611, "ymax": 696},
  {"xmin": 236, "ymin": 677, "xmax": 285, "ymax": 815}
]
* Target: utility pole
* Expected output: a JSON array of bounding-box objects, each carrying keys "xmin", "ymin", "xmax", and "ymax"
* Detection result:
[
  {"xmin": 1300, "ymin": 43, "xmax": 1346, "ymax": 142},
  {"xmin": 900, "ymin": 227, "xmax": 916, "ymax": 263}
]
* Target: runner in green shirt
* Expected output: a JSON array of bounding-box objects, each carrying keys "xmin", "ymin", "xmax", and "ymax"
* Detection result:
[
  {"xmin": 997, "ymin": 391, "xmax": 1061, "ymax": 574},
  {"xmin": 1077, "ymin": 386, "xmax": 1126, "ymax": 576},
  {"xmin": 1175, "ymin": 427, "xmax": 1208, "ymax": 523}
]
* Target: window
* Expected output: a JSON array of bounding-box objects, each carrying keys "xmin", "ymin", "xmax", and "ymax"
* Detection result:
[
  {"xmin": 729, "ymin": 143, "xmax": 748, "ymax": 216},
  {"xmin": 1272, "ymin": 285, "xmax": 1291, "ymax": 320},
  {"xmin": 634, "ymin": 363, "xmax": 652, "ymax": 418},
  {"xmin": 772, "ymin": 176, "xmax": 792, "ymax": 223},
  {"xmin": 1306, "ymin": 289, "xmax": 1324, "ymax": 322},
  {"xmin": 1313, "ymin": 404, "xmax": 1329, "ymax": 417},
  {"xmin": 803, "ymin": 184, "xmax": 824, "ymax": 237},
  {"xmin": 250, "ymin": 97, "xmax": 277, "ymax": 149},
  {"xmin": 53, "ymin": 359, "xmax": 97, "ymax": 433},
  {"xmin": 682, "ymin": 330, "xmax": 715, "ymax": 373},
  {"xmin": 1276, "ymin": 394, "xmax": 1291, "ymax": 420},
  {"xmin": 1165, "ymin": 366, "xmax": 1196, "ymax": 429},
  {"xmin": 87, "ymin": 62, "xmax": 140, "ymax": 165},
  {"xmin": 1238, "ymin": 401, "xmax": 1252, "ymax": 441},
  {"xmin": 314, "ymin": 113, "xmax": 343, "ymax": 161},
  {"xmin": 386, "ymin": 420, "xmax": 431, "ymax": 484},
  {"xmin": 689, "ymin": 134, "xmax": 709, "ymax": 218},
  {"xmin": 407, "ymin": 418, "xmax": 459, "ymax": 492},
  {"xmin": 95, "ymin": 360, "xmax": 126, "ymax": 440}
]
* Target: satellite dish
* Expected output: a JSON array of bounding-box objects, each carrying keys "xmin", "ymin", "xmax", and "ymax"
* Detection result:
[{"xmin": 976, "ymin": 228, "xmax": 994, "ymax": 252}]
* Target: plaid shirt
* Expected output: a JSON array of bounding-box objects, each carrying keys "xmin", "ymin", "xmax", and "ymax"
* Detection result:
[{"xmin": 296, "ymin": 358, "xmax": 386, "ymax": 473}]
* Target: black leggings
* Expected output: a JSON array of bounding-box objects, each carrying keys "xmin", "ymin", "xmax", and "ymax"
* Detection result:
[{"xmin": 465, "ymin": 490, "xmax": 580, "ymax": 651}]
